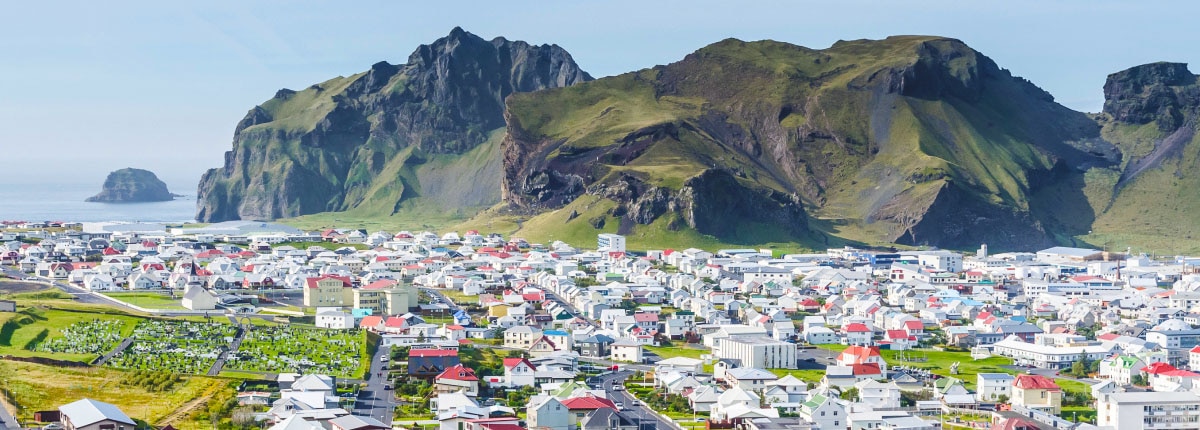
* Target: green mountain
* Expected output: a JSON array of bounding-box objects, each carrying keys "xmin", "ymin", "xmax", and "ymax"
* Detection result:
[
  {"xmin": 501, "ymin": 36, "xmax": 1118, "ymax": 250},
  {"xmin": 195, "ymin": 28, "xmax": 591, "ymax": 222},
  {"xmin": 1082, "ymin": 62, "xmax": 1200, "ymax": 252},
  {"xmin": 87, "ymin": 168, "xmax": 177, "ymax": 203}
]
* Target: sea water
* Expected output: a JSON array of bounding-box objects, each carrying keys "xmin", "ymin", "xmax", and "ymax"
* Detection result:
[{"xmin": 0, "ymin": 182, "xmax": 196, "ymax": 222}]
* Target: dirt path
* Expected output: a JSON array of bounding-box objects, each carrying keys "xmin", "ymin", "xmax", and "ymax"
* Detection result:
[{"xmin": 155, "ymin": 381, "xmax": 223, "ymax": 426}]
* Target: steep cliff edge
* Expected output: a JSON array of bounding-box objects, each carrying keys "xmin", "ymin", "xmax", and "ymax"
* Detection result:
[
  {"xmin": 87, "ymin": 168, "xmax": 177, "ymax": 203},
  {"xmin": 196, "ymin": 27, "xmax": 590, "ymax": 222}
]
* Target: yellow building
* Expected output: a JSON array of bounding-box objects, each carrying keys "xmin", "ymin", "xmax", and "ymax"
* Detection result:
[
  {"xmin": 303, "ymin": 275, "xmax": 353, "ymax": 307},
  {"xmin": 488, "ymin": 303, "xmax": 510, "ymax": 318},
  {"xmin": 354, "ymin": 280, "xmax": 419, "ymax": 316},
  {"xmin": 1011, "ymin": 374, "xmax": 1062, "ymax": 414}
]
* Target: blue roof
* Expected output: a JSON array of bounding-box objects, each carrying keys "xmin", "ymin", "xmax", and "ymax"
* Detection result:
[{"xmin": 544, "ymin": 330, "xmax": 569, "ymax": 336}]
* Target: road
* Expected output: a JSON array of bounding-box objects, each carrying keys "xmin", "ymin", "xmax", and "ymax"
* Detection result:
[
  {"xmin": 93, "ymin": 336, "xmax": 134, "ymax": 366},
  {"xmin": 207, "ymin": 317, "xmax": 249, "ymax": 376},
  {"xmin": 599, "ymin": 370, "xmax": 679, "ymax": 430},
  {"xmin": 355, "ymin": 345, "xmax": 397, "ymax": 426},
  {"xmin": 0, "ymin": 400, "xmax": 19, "ymax": 430},
  {"xmin": 2, "ymin": 268, "xmax": 134, "ymax": 308}
]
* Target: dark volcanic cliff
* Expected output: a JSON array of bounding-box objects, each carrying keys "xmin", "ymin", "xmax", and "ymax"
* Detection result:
[
  {"xmin": 196, "ymin": 27, "xmax": 591, "ymax": 222},
  {"xmin": 87, "ymin": 168, "xmax": 176, "ymax": 203}
]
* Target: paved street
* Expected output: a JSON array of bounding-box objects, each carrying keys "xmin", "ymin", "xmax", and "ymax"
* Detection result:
[
  {"xmin": 598, "ymin": 371, "xmax": 680, "ymax": 430},
  {"xmin": 0, "ymin": 402, "xmax": 19, "ymax": 430},
  {"xmin": 355, "ymin": 345, "xmax": 397, "ymax": 425}
]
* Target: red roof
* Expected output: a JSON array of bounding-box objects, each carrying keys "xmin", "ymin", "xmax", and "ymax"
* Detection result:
[
  {"xmin": 886, "ymin": 330, "xmax": 910, "ymax": 340},
  {"xmin": 1013, "ymin": 374, "xmax": 1060, "ymax": 390},
  {"xmin": 436, "ymin": 364, "xmax": 479, "ymax": 382},
  {"xmin": 409, "ymin": 349, "xmax": 458, "ymax": 358},
  {"xmin": 561, "ymin": 396, "xmax": 617, "ymax": 410},
  {"xmin": 634, "ymin": 313, "xmax": 659, "ymax": 323},
  {"xmin": 1097, "ymin": 333, "xmax": 1119, "ymax": 341},
  {"xmin": 360, "ymin": 316, "xmax": 383, "ymax": 327},
  {"xmin": 839, "ymin": 345, "xmax": 882, "ymax": 364},
  {"xmin": 522, "ymin": 292, "xmax": 544, "ymax": 301},
  {"xmin": 306, "ymin": 274, "xmax": 352, "ymax": 288},
  {"xmin": 502, "ymin": 357, "xmax": 535, "ymax": 370},
  {"xmin": 477, "ymin": 424, "xmax": 523, "ymax": 430},
  {"xmin": 1189, "ymin": 345, "xmax": 1200, "ymax": 354},
  {"xmin": 364, "ymin": 279, "xmax": 398, "ymax": 290},
  {"xmin": 102, "ymin": 247, "xmax": 121, "ymax": 255},
  {"xmin": 851, "ymin": 363, "xmax": 882, "ymax": 375},
  {"xmin": 844, "ymin": 323, "xmax": 871, "ymax": 333},
  {"xmin": 904, "ymin": 320, "xmax": 924, "ymax": 330},
  {"xmin": 1142, "ymin": 362, "xmax": 1181, "ymax": 375},
  {"xmin": 446, "ymin": 325, "xmax": 464, "ymax": 330},
  {"xmin": 384, "ymin": 317, "xmax": 406, "ymax": 328}
]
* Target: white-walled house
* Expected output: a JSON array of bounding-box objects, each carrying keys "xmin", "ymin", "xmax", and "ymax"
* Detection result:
[{"xmin": 976, "ymin": 373, "xmax": 1014, "ymax": 402}]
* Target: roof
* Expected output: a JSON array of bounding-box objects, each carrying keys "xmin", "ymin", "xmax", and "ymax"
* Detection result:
[
  {"xmin": 359, "ymin": 315, "xmax": 383, "ymax": 327},
  {"xmin": 60, "ymin": 399, "xmax": 136, "ymax": 427},
  {"xmin": 409, "ymin": 349, "xmax": 458, "ymax": 358},
  {"xmin": 329, "ymin": 415, "xmax": 389, "ymax": 430},
  {"xmin": 436, "ymin": 364, "xmax": 479, "ymax": 382},
  {"xmin": 306, "ymin": 274, "xmax": 351, "ymax": 288},
  {"xmin": 561, "ymin": 396, "xmax": 617, "ymax": 410},
  {"xmin": 1013, "ymin": 374, "xmax": 1060, "ymax": 391},
  {"xmin": 503, "ymin": 357, "xmax": 535, "ymax": 369},
  {"xmin": 844, "ymin": 323, "xmax": 871, "ymax": 332}
]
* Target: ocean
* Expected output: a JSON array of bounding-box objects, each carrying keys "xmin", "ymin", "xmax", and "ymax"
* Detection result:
[{"xmin": 0, "ymin": 182, "xmax": 197, "ymax": 223}]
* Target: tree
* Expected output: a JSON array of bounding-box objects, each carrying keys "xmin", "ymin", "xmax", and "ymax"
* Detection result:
[
  {"xmin": 1132, "ymin": 373, "xmax": 1148, "ymax": 387},
  {"xmin": 840, "ymin": 387, "xmax": 859, "ymax": 402},
  {"xmin": 997, "ymin": 394, "xmax": 1009, "ymax": 405},
  {"xmin": 416, "ymin": 332, "xmax": 426, "ymax": 343}
]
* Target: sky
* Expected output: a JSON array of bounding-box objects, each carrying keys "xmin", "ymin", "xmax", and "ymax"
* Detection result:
[{"xmin": 2, "ymin": 0, "xmax": 1198, "ymax": 190}]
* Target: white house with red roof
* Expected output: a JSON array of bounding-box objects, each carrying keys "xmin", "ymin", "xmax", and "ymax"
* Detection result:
[
  {"xmin": 1189, "ymin": 345, "xmax": 1200, "ymax": 371},
  {"xmin": 561, "ymin": 395, "xmax": 617, "ymax": 429},
  {"xmin": 501, "ymin": 357, "xmax": 536, "ymax": 387},
  {"xmin": 1142, "ymin": 362, "xmax": 1200, "ymax": 392},
  {"xmin": 435, "ymin": 364, "xmax": 479, "ymax": 397},
  {"xmin": 842, "ymin": 322, "xmax": 873, "ymax": 345},
  {"xmin": 883, "ymin": 330, "xmax": 915, "ymax": 351},
  {"xmin": 836, "ymin": 345, "xmax": 887, "ymax": 378},
  {"xmin": 1011, "ymin": 374, "xmax": 1062, "ymax": 414}
]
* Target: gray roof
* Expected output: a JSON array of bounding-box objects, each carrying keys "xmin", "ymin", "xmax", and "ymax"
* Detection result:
[
  {"xmin": 329, "ymin": 415, "xmax": 389, "ymax": 430},
  {"xmin": 60, "ymin": 399, "xmax": 135, "ymax": 427}
]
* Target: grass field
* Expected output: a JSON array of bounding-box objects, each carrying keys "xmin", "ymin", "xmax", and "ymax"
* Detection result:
[
  {"xmin": 879, "ymin": 348, "xmax": 1015, "ymax": 390},
  {"xmin": 770, "ymin": 368, "xmax": 827, "ymax": 384},
  {"xmin": 0, "ymin": 361, "xmax": 233, "ymax": 427},
  {"xmin": 101, "ymin": 292, "xmax": 186, "ymax": 310},
  {"xmin": 645, "ymin": 344, "xmax": 710, "ymax": 360},
  {"xmin": 0, "ymin": 306, "xmax": 143, "ymax": 362},
  {"xmin": 1059, "ymin": 406, "xmax": 1097, "ymax": 423}
]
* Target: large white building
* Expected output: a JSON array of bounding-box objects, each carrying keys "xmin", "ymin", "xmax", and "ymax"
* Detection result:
[
  {"xmin": 597, "ymin": 234, "xmax": 626, "ymax": 253},
  {"xmin": 715, "ymin": 336, "xmax": 797, "ymax": 369},
  {"xmin": 992, "ymin": 336, "xmax": 1116, "ymax": 369},
  {"xmin": 1097, "ymin": 391, "xmax": 1200, "ymax": 430}
]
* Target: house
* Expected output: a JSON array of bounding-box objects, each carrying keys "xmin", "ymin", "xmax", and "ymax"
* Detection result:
[
  {"xmin": 836, "ymin": 345, "xmax": 887, "ymax": 377},
  {"xmin": 579, "ymin": 408, "xmax": 639, "ymax": 430},
  {"xmin": 435, "ymin": 364, "xmax": 479, "ymax": 397},
  {"xmin": 528, "ymin": 397, "xmax": 568, "ymax": 430},
  {"xmin": 316, "ymin": 309, "xmax": 354, "ymax": 330},
  {"xmin": 843, "ymin": 323, "xmax": 873, "ymax": 345},
  {"xmin": 854, "ymin": 380, "xmax": 901, "ymax": 409},
  {"xmin": 576, "ymin": 335, "xmax": 614, "ymax": 358},
  {"xmin": 797, "ymin": 393, "xmax": 845, "ymax": 430},
  {"xmin": 710, "ymin": 387, "xmax": 778, "ymax": 423},
  {"xmin": 503, "ymin": 358, "xmax": 536, "ymax": 387},
  {"xmin": 1011, "ymin": 374, "xmax": 1062, "ymax": 414},
  {"xmin": 723, "ymin": 367, "xmax": 778, "ymax": 391},
  {"xmin": 610, "ymin": 339, "xmax": 643, "ymax": 363},
  {"xmin": 408, "ymin": 349, "xmax": 460, "ymax": 377},
  {"xmin": 59, "ymin": 398, "xmax": 136, "ymax": 430},
  {"xmin": 328, "ymin": 416, "xmax": 390, "ymax": 430},
  {"xmin": 504, "ymin": 326, "xmax": 542, "ymax": 349},
  {"xmin": 561, "ymin": 395, "xmax": 617, "ymax": 430},
  {"xmin": 1099, "ymin": 355, "xmax": 1145, "ymax": 385},
  {"xmin": 529, "ymin": 336, "xmax": 559, "ymax": 358},
  {"xmin": 975, "ymin": 373, "xmax": 1014, "ymax": 402},
  {"xmin": 715, "ymin": 336, "xmax": 797, "ymax": 369},
  {"xmin": 688, "ymin": 385, "xmax": 723, "ymax": 412},
  {"xmin": 181, "ymin": 285, "xmax": 218, "ymax": 311},
  {"xmin": 303, "ymin": 275, "xmax": 353, "ymax": 307}
]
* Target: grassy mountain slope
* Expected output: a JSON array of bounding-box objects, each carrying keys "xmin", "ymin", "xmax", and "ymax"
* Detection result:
[
  {"xmin": 196, "ymin": 28, "xmax": 590, "ymax": 222},
  {"xmin": 501, "ymin": 36, "xmax": 1115, "ymax": 251}
]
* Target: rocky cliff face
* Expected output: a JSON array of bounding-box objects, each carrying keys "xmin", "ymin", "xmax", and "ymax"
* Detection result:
[
  {"xmin": 196, "ymin": 28, "xmax": 591, "ymax": 222},
  {"xmin": 87, "ymin": 168, "xmax": 176, "ymax": 203},
  {"xmin": 501, "ymin": 36, "xmax": 1116, "ymax": 249}
]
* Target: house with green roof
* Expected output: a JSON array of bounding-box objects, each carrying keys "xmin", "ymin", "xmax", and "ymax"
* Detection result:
[
  {"xmin": 798, "ymin": 392, "xmax": 845, "ymax": 430},
  {"xmin": 1099, "ymin": 354, "xmax": 1145, "ymax": 385}
]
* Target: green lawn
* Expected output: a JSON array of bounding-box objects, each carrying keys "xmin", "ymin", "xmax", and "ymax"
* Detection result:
[
  {"xmin": 878, "ymin": 348, "xmax": 1015, "ymax": 390},
  {"xmin": 436, "ymin": 288, "xmax": 479, "ymax": 306},
  {"xmin": 1055, "ymin": 378, "xmax": 1091, "ymax": 394},
  {"xmin": 1059, "ymin": 406, "xmax": 1096, "ymax": 423},
  {"xmin": 645, "ymin": 344, "xmax": 710, "ymax": 360},
  {"xmin": 0, "ymin": 305, "xmax": 143, "ymax": 362},
  {"xmin": 101, "ymin": 292, "xmax": 185, "ymax": 310},
  {"xmin": 770, "ymin": 369, "xmax": 827, "ymax": 384}
]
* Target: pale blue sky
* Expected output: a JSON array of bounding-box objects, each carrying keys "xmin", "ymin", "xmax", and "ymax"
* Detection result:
[{"xmin": 1, "ymin": 1, "xmax": 1196, "ymax": 189}]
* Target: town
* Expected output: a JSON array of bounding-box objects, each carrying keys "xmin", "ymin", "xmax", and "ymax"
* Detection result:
[{"xmin": 2, "ymin": 219, "xmax": 1199, "ymax": 430}]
